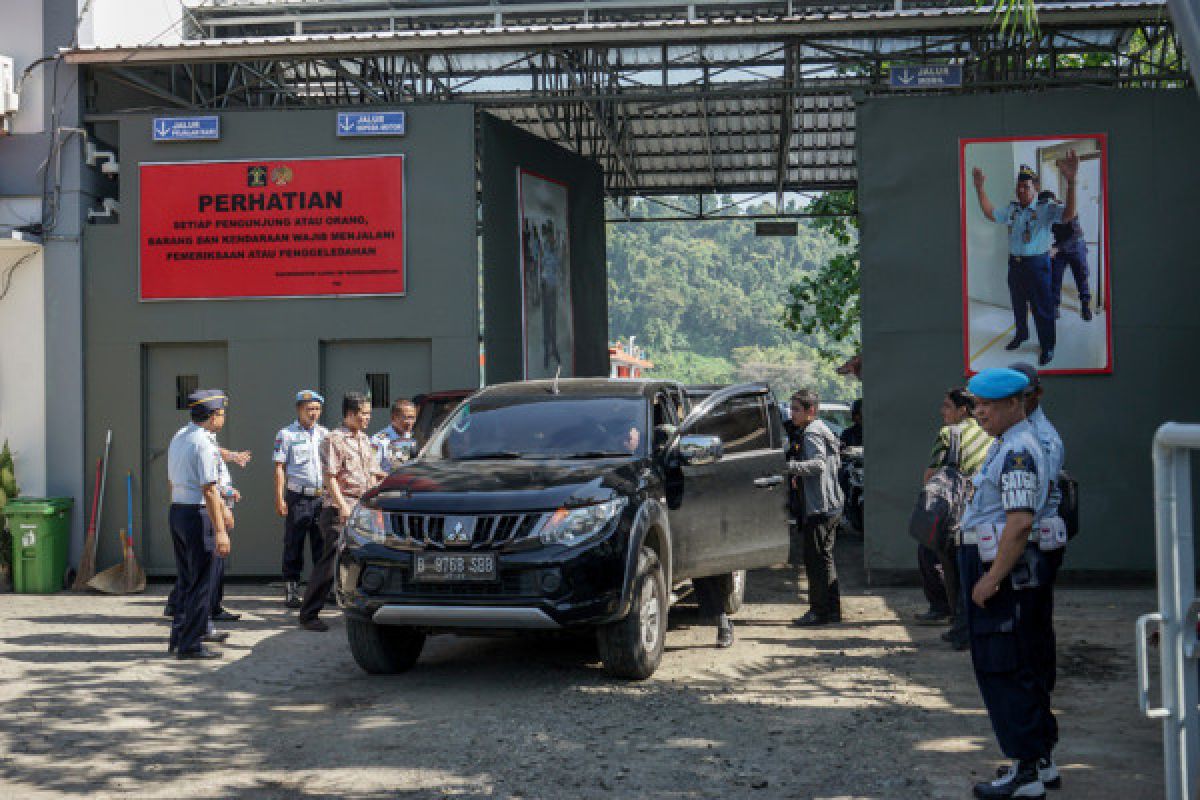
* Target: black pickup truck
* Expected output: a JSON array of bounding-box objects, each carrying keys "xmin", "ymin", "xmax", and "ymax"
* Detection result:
[{"xmin": 336, "ymin": 378, "xmax": 789, "ymax": 679}]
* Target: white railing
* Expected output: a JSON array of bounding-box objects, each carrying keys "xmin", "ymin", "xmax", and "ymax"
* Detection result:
[{"xmin": 1137, "ymin": 423, "xmax": 1200, "ymax": 800}]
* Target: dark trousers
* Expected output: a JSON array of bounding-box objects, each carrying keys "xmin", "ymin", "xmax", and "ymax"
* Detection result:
[
  {"xmin": 693, "ymin": 576, "xmax": 726, "ymax": 622},
  {"xmin": 210, "ymin": 556, "xmax": 226, "ymax": 614},
  {"xmin": 298, "ymin": 505, "xmax": 343, "ymax": 622},
  {"xmin": 801, "ymin": 513, "xmax": 841, "ymax": 617},
  {"xmin": 942, "ymin": 543, "xmax": 967, "ymax": 639},
  {"xmin": 959, "ymin": 543, "xmax": 1058, "ymax": 761},
  {"xmin": 917, "ymin": 543, "xmax": 950, "ymax": 615},
  {"xmin": 1051, "ymin": 245, "xmax": 1090, "ymax": 307},
  {"xmin": 168, "ymin": 504, "xmax": 215, "ymax": 654},
  {"xmin": 282, "ymin": 491, "xmax": 324, "ymax": 581},
  {"xmin": 1008, "ymin": 254, "xmax": 1056, "ymax": 352}
]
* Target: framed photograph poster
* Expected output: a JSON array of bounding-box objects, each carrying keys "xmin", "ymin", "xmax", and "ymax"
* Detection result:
[{"xmin": 960, "ymin": 135, "xmax": 1112, "ymax": 375}]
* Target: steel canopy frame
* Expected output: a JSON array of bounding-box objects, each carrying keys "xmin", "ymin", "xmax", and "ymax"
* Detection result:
[{"xmin": 69, "ymin": 2, "xmax": 1187, "ymax": 200}]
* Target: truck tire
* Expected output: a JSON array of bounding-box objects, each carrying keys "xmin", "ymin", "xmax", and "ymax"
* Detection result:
[
  {"xmin": 597, "ymin": 546, "xmax": 666, "ymax": 680},
  {"xmin": 346, "ymin": 615, "xmax": 426, "ymax": 675},
  {"xmin": 718, "ymin": 569, "xmax": 747, "ymax": 614}
]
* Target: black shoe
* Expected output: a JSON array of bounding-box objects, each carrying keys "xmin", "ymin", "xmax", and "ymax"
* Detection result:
[
  {"xmin": 974, "ymin": 760, "xmax": 1045, "ymax": 799},
  {"xmin": 211, "ymin": 608, "xmax": 241, "ymax": 622},
  {"xmin": 914, "ymin": 608, "xmax": 950, "ymax": 626},
  {"xmin": 285, "ymin": 581, "xmax": 302, "ymax": 609},
  {"xmin": 940, "ymin": 628, "xmax": 956, "ymax": 642},
  {"xmin": 1081, "ymin": 303, "xmax": 1092, "ymax": 321},
  {"xmin": 716, "ymin": 616, "xmax": 735, "ymax": 649},
  {"xmin": 1002, "ymin": 758, "xmax": 1060, "ymax": 791},
  {"xmin": 792, "ymin": 610, "xmax": 832, "ymax": 627},
  {"xmin": 1038, "ymin": 349, "xmax": 1055, "ymax": 366},
  {"xmin": 298, "ymin": 617, "xmax": 329, "ymax": 632},
  {"xmin": 1004, "ymin": 336, "xmax": 1028, "ymax": 351},
  {"xmin": 1037, "ymin": 758, "xmax": 1061, "ymax": 790},
  {"xmin": 163, "ymin": 604, "xmax": 176, "ymax": 618},
  {"xmin": 950, "ymin": 634, "xmax": 970, "ymax": 651},
  {"xmin": 202, "ymin": 631, "xmax": 229, "ymax": 643},
  {"xmin": 176, "ymin": 646, "xmax": 222, "ymax": 660}
]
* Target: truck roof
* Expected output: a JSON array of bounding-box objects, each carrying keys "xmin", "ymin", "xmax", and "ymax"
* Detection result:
[{"xmin": 475, "ymin": 378, "xmax": 675, "ymax": 400}]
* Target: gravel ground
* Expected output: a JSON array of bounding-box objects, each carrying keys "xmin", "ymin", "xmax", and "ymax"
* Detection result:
[{"xmin": 0, "ymin": 536, "xmax": 1164, "ymax": 799}]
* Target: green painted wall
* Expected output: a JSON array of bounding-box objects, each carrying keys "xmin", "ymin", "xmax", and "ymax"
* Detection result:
[{"xmin": 858, "ymin": 89, "xmax": 1200, "ymax": 577}]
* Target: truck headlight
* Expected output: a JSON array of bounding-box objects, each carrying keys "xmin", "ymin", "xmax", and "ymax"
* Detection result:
[
  {"xmin": 539, "ymin": 497, "xmax": 627, "ymax": 547},
  {"xmin": 347, "ymin": 504, "xmax": 389, "ymax": 545}
]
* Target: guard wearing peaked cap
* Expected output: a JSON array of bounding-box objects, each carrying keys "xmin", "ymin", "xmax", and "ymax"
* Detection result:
[
  {"xmin": 971, "ymin": 152, "xmax": 1081, "ymax": 367},
  {"xmin": 957, "ymin": 369, "xmax": 1060, "ymax": 799},
  {"xmin": 166, "ymin": 389, "xmax": 232, "ymax": 660},
  {"xmin": 273, "ymin": 389, "xmax": 329, "ymax": 608}
]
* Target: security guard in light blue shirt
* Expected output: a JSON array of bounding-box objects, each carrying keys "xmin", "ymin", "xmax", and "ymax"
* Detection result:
[
  {"xmin": 167, "ymin": 389, "xmax": 232, "ymax": 661},
  {"xmin": 972, "ymin": 153, "xmax": 1080, "ymax": 367},
  {"xmin": 958, "ymin": 369, "xmax": 1061, "ymax": 800},
  {"xmin": 273, "ymin": 390, "xmax": 329, "ymax": 608}
]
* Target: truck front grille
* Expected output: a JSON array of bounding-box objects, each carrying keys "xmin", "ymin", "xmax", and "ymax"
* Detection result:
[{"xmin": 388, "ymin": 512, "xmax": 544, "ymax": 549}]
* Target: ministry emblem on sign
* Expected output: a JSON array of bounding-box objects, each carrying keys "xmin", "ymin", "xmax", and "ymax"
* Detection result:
[
  {"xmin": 246, "ymin": 165, "xmax": 267, "ymax": 187},
  {"xmin": 443, "ymin": 515, "xmax": 475, "ymax": 546},
  {"xmin": 271, "ymin": 165, "xmax": 294, "ymax": 186}
]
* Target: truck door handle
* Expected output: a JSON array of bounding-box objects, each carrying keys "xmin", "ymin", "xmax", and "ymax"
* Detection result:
[{"xmin": 754, "ymin": 475, "xmax": 784, "ymax": 489}]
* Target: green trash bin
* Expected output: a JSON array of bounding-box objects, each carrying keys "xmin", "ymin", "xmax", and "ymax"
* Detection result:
[{"xmin": 4, "ymin": 497, "xmax": 74, "ymax": 593}]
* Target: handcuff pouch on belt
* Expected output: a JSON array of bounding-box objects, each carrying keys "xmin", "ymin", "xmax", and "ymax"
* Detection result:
[{"xmin": 1036, "ymin": 516, "xmax": 1067, "ymax": 552}]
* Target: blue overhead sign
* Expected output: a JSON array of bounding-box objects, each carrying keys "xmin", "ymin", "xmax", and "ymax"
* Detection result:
[
  {"xmin": 152, "ymin": 116, "xmax": 220, "ymax": 141},
  {"xmin": 889, "ymin": 65, "xmax": 963, "ymax": 89},
  {"xmin": 336, "ymin": 111, "xmax": 407, "ymax": 137}
]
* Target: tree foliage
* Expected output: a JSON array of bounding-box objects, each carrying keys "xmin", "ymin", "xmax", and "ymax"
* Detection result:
[
  {"xmin": 780, "ymin": 190, "xmax": 860, "ymax": 355},
  {"xmin": 607, "ymin": 198, "xmax": 859, "ymax": 403}
]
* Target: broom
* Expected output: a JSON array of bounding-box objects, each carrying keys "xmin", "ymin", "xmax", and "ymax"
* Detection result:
[
  {"xmin": 87, "ymin": 471, "xmax": 145, "ymax": 594},
  {"xmin": 73, "ymin": 429, "xmax": 111, "ymax": 589}
]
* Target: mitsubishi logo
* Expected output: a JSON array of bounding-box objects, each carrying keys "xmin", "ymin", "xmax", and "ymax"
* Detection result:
[{"xmin": 444, "ymin": 516, "xmax": 474, "ymax": 546}]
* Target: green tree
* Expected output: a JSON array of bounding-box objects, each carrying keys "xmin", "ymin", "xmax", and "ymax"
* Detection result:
[{"xmin": 780, "ymin": 190, "xmax": 859, "ymax": 357}]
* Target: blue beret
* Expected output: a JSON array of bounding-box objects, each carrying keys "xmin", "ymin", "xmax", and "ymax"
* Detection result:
[
  {"xmin": 295, "ymin": 389, "xmax": 324, "ymax": 405},
  {"xmin": 967, "ymin": 368, "xmax": 1030, "ymax": 400},
  {"xmin": 187, "ymin": 389, "xmax": 227, "ymax": 412}
]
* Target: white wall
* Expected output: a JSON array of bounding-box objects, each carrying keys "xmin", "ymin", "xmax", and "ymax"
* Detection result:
[
  {"xmin": 77, "ymin": 0, "xmax": 184, "ymax": 48},
  {"xmin": 0, "ymin": 243, "xmax": 47, "ymax": 497},
  {"xmin": 963, "ymin": 141, "xmax": 1018, "ymax": 307},
  {"xmin": 0, "ymin": 0, "xmax": 46, "ymax": 134}
]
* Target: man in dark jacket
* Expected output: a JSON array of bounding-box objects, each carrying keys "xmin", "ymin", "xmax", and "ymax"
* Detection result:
[{"xmin": 785, "ymin": 389, "xmax": 845, "ymax": 626}]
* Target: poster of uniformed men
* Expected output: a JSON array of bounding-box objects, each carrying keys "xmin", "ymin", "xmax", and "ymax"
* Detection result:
[
  {"xmin": 960, "ymin": 135, "xmax": 1112, "ymax": 374},
  {"xmin": 518, "ymin": 169, "xmax": 574, "ymax": 379}
]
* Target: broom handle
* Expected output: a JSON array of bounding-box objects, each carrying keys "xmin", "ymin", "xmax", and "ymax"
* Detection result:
[
  {"xmin": 126, "ymin": 471, "xmax": 133, "ymax": 545},
  {"xmin": 87, "ymin": 458, "xmax": 101, "ymax": 534},
  {"xmin": 94, "ymin": 430, "xmax": 112, "ymax": 543}
]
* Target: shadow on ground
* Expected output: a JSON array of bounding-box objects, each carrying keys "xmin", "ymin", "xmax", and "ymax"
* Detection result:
[{"xmin": 0, "ymin": 532, "xmax": 1163, "ymax": 799}]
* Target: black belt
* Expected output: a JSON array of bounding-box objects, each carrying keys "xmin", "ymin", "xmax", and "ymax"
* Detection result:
[
  {"xmin": 1009, "ymin": 254, "xmax": 1048, "ymax": 263},
  {"xmin": 171, "ymin": 503, "xmax": 204, "ymax": 509}
]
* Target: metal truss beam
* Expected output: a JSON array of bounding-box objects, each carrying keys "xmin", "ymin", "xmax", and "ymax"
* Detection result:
[{"xmin": 77, "ymin": 4, "xmax": 1188, "ymax": 197}]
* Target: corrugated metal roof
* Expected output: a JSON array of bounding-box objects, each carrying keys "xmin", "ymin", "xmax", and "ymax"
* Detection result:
[{"xmin": 65, "ymin": 1, "xmax": 1168, "ymax": 63}]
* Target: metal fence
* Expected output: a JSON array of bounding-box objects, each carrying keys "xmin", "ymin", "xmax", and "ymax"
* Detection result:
[{"xmin": 1137, "ymin": 423, "xmax": 1200, "ymax": 799}]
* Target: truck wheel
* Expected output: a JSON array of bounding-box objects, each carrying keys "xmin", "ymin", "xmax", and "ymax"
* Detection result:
[
  {"xmin": 718, "ymin": 569, "xmax": 747, "ymax": 614},
  {"xmin": 346, "ymin": 615, "xmax": 426, "ymax": 675},
  {"xmin": 597, "ymin": 546, "xmax": 666, "ymax": 680}
]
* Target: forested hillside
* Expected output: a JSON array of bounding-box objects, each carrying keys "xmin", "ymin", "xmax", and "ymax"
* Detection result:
[{"xmin": 606, "ymin": 199, "xmax": 859, "ymax": 403}]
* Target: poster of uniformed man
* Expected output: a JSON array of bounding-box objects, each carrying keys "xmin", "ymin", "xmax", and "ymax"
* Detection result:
[
  {"xmin": 518, "ymin": 169, "xmax": 574, "ymax": 379},
  {"xmin": 960, "ymin": 135, "xmax": 1111, "ymax": 375}
]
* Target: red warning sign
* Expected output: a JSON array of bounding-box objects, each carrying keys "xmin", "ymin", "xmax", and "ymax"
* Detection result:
[{"xmin": 139, "ymin": 155, "xmax": 405, "ymax": 299}]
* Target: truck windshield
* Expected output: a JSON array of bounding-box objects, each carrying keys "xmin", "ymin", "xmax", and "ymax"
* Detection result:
[{"xmin": 424, "ymin": 396, "xmax": 645, "ymax": 461}]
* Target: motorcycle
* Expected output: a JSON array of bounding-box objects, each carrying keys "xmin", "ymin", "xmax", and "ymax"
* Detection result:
[{"xmin": 840, "ymin": 445, "xmax": 864, "ymax": 533}]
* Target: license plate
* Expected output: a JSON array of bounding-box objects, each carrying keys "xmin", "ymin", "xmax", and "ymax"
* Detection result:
[{"xmin": 412, "ymin": 552, "xmax": 498, "ymax": 583}]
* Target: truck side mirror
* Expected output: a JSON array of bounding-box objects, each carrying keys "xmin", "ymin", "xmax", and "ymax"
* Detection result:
[{"xmin": 677, "ymin": 434, "xmax": 722, "ymax": 466}]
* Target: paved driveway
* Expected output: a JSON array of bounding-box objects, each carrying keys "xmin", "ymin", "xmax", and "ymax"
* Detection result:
[{"xmin": 0, "ymin": 548, "xmax": 1163, "ymax": 799}]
